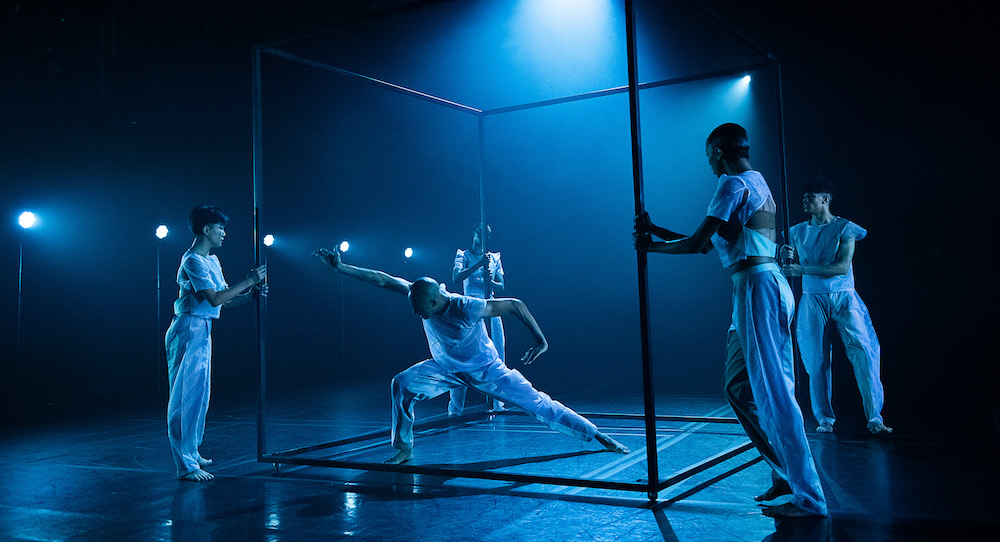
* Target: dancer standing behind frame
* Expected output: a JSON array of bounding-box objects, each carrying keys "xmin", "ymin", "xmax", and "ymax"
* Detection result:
[
  {"xmin": 165, "ymin": 205, "xmax": 267, "ymax": 481},
  {"xmin": 634, "ymin": 123, "xmax": 827, "ymax": 518},
  {"xmin": 781, "ymin": 179, "xmax": 891, "ymax": 435},
  {"xmin": 449, "ymin": 223, "xmax": 505, "ymax": 415}
]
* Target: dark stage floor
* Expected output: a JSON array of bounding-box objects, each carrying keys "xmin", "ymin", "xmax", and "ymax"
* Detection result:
[{"xmin": 1, "ymin": 385, "xmax": 997, "ymax": 541}]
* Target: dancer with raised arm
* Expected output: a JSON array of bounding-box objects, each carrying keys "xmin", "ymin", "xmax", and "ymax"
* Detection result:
[{"xmin": 313, "ymin": 246, "xmax": 628, "ymax": 465}]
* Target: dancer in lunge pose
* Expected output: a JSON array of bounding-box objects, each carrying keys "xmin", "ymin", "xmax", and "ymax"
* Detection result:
[{"xmin": 313, "ymin": 246, "xmax": 629, "ymax": 465}]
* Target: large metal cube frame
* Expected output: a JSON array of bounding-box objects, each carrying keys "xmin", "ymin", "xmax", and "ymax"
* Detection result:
[{"xmin": 252, "ymin": 0, "xmax": 789, "ymax": 501}]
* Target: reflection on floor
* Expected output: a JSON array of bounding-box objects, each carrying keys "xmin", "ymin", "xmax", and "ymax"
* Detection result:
[{"xmin": 1, "ymin": 385, "xmax": 996, "ymax": 541}]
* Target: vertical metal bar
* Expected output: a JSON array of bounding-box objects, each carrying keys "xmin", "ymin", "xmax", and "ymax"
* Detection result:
[
  {"xmin": 16, "ymin": 234, "xmax": 23, "ymax": 411},
  {"xmin": 773, "ymin": 61, "xmax": 790, "ymax": 247},
  {"xmin": 625, "ymin": 0, "xmax": 659, "ymax": 501},
  {"xmin": 478, "ymin": 114, "xmax": 489, "ymax": 298},
  {"xmin": 771, "ymin": 60, "xmax": 802, "ymax": 390},
  {"xmin": 156, "ymin": 243, "xmax": 161, "ymax": 397},
  {"xmin": 252, "ymin": 47, "xmax": 267, "ymax": 458},
  {"xmin": 477, "ymin": 113, "xmax": 497, "ymax": 412}
]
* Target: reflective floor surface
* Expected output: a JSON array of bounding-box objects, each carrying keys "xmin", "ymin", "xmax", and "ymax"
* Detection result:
[{"xmin": 2, "ymin": 386, "xmax": 997, "ymax": 541}]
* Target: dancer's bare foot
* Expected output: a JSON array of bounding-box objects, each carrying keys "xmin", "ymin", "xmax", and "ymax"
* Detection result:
[
  {"xmin": 760, "ymin": 502, "xmax": 824, "ymax": 518},
  {"xmin": 384, "ymin": 449, "xmax": 413, "ymax": 464},
  {"xmin": 754, "ymin": 480, "xmax": 792, "ymax": 502},
  {"xmin": 595, "ymin": 432, "xmax": 630, "ymax": 454},
  {"xmin": 816, "ymin": 423, "xmax": 833, "ymax": 433},
  {"xmin": 180, "ymin": 468, "xmax": 214, "ymax": 482},
  {"xmin": 868, "ymin": 422, "xmax": 893, "ymax": 435},
  {"xmin": 198, "ymin": 458, "xmax": 213, "ymax": 468}
]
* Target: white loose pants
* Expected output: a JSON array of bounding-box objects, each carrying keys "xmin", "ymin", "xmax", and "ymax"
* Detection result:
[
  {"xmin": 731, "ymin": 263, "xmax": 827, "ymax": 516},
  {"xmin": 391, "ymin": 355, "xmax": 597, "ymax": 450},
  {"xmin": 797, "ymin": 290, "xmax": 884, "ymax": 427},
  {"xmin": 165, "ymin": 314, "xmax": 213, "ymax": 477},
  {"xmin": 448, "ymin": 316, "xmax": 505, "ymax": 415}
]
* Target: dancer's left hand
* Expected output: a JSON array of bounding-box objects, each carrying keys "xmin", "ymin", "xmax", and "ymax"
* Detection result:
[{"xmin": 521, "ymin": 341, "xmax": 548, "ymax": 365}]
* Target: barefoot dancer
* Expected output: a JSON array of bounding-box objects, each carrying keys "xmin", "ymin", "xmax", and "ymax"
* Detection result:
[
  {"xmin": 635, "ymin": 124, "xmax": 827, "ymax": 518},
  {"xmin": 782, "ymin": 179, "xmax": 890, "ymax": 435},
  {"xmin": 165, "ymin": 205, "xmax": 266, "ymax": 481},
  {"xmin": 313, "ymin": 247, "xmax": 629, "ymax": 465}
]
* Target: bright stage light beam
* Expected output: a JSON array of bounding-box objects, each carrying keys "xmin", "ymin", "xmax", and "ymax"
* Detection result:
[
  {"xmin": 722, "ymin": 74, "xmax": 753, "ymax": 112},
  {"xmin": 731, "ymin": 74, "xmax": 751, "ymax": 95},
  {"xmin": 339, "ymin": 241, "xmax": 350, "ymax": 253},
  {"xmin": 263, "ymin": 234, "xmax": 274, "ymax": 247},
  {"xmin": 156, "ymin": 225, "xmax": 169, "ymax": 239},
  {"xmin": 404, "ymin": 247, "xmax": 413, "ymax": 259},
  {"xmin": 18, "ymin": 211, "xmax": 36, "ymax": 229}
]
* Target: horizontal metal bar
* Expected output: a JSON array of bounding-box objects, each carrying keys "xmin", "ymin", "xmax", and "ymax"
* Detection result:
[
  {"xmin": 637, "ymin": 61, "xmax": 773, "ymax": 92},
  {"xmin": 656, "ymin": 440, "xmax": 756, "ymax": 491},
  {"xmin": 576, "ymin": 412, "xmax": 740, "ymax": 424},
  {"xmin": 660, "ymin": 454, "xmax": 764, "ymax": 505},
  {"xmin": 262, "ymin": 454, "xmax": 649, "ymax": 492},
  {"xmin": 263, "ymin": 407, "xmax": 494, "ymax": 458},
  {"xmin": 262, "ymin": 438, "xmax": 757, "ymax": 497},
  {"xmin": 262, "ymin": 408, "xmax": 741, "ymax": 460},
  {"xmin": 481, "ymin": 60, "xmax": 774, "ymax": 117},
  {"xmin": 260, "ymin": 47, "xmax": 483, "ymax": 115}
]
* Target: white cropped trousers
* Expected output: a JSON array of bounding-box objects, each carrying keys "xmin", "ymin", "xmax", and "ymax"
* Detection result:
[
  {"xmin": 797, "ymin": 290, "xmax": 884, "ymax": 427},
  {"xmin": 391, "ymin": 355, "xmax": 596, "ymax": 451},
  {"xmin": 165, "ymin": 314, "xmax": 213, "ymax": 477}
]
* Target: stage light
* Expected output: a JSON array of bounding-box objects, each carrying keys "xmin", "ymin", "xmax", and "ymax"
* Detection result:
[
  {"xmin": 723, "ymin": 74, "xmax": 753, "ymax": 111},
  {"xmin": 263, "ymin": 234, "xmax": 274, "ymax": 247},
  {"xmin": 18, "ymin": 211, "xmax": 36, "ymax": 229},
  {"xmin": 339, "ymin": 241, "xmax": 350, "ymax": 252},
  {"xmin": 404, "ymin": 247, "xmax": 413, "ymax": 259},
  {"xmin": 154, "ymin": 224, "xmax": 169, "ymax": 396},
  {"xmin": 732, "ymin": 74, "xmax": 751, "ymax": 93},
  {"xmin": 16, "ymin": 210, "xmax": 40, "ymax": 409}
]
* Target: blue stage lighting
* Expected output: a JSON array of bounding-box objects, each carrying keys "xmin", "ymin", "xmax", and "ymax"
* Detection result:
[
  {"xmin": 404, "ymin": 247, "xmax": 413, "ymax": 259},
  {"xmin": 263, "ymin": 234, "xmax": 274, "ymax": 247},
  {"xmin": 156, "ymin": 225, "xmax": 169, "ymax": 239},
  {"xmin": 722, "ymin": 74, "xmax": 752, "ymax": 110},
  {"xmin": 339, "ymin": 241, "xmax": 350, "ymax": 253},
  {"xmin": 18, "ymin": 211, "xmax": 36, "ymax": 229}
]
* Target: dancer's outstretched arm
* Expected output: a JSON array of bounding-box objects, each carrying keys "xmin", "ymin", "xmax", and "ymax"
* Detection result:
[
  {"xmin": 313, "ymin": 247, "xmax": 410, "ymax": 294},
  {"xmin": 483, "ymin": 298, "xmax": 546, "ymax": 364},
  {"xmin": 635, "ymin": 214, "xmax": 723, "ymax": 255}
]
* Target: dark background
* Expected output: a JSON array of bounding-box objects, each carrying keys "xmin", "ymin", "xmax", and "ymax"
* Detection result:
[{"xmin": 1, "ymin": 1, "xmax": 993, "ymax": 439}]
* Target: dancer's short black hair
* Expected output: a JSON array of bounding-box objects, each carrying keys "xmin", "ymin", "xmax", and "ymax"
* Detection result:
[
  {"xmin": 408, "ymin": 277, "xmax": 440, "ymax": 300},
  {"xmin": 803, "ymin": 177, "xmax": 837, "ymax": 198},
  {"xmin": 188, "ymin": 205, "xmax": 229, "ymax": 235},
  {"xmin": 707, "ymin": 123, "xmax": 750, "ymax": 160}
]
